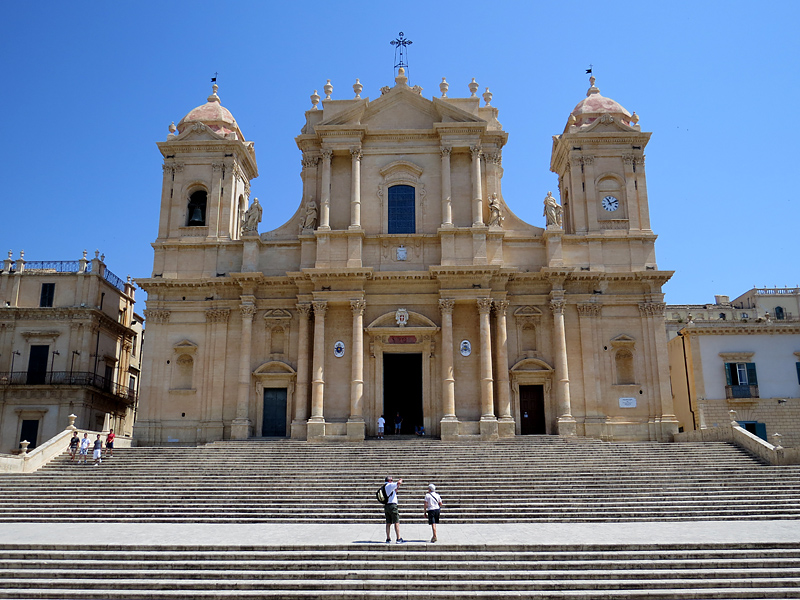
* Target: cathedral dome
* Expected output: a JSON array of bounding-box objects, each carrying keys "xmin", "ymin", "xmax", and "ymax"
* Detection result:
[
  {"xmin": 177, "ymin": 84, "xmax": 244, "ymax": 139},
  {"xmin": 569, "ymin": 77, "xmax": 635, "ymax": 128}
]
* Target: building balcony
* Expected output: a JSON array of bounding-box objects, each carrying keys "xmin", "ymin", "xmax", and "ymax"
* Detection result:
[
  {"xmin": 0, "ymin": 371, "xmax": 136, "ymax": 405},
  {"xmin": 725, "ymin": 384, "xmax": 759, "ymax": 400}
]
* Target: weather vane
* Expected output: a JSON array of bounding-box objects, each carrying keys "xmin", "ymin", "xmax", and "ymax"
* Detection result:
[
  {"xmin": 211, "ymin": 72, "xmax": 218, "ymax": 83},
  {"xmin": 390, "ymin": 32, "xmax": 412, "ymax": 77}
]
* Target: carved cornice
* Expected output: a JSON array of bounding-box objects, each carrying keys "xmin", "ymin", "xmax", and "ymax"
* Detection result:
[
  {"xmin": 438, "ymin": 298, "xmax": 455, "ymax": 314},
  {"xmin": 718, "ymin": 351, "xmax": 755, "ymax": 362}
]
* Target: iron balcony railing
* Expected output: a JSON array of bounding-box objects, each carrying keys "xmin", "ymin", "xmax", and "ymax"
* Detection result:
[
  {"xmin": 0, "ymin": 371, "xmax": 137, "ymax": 404},
  {"xmin": 4, "ymin": 261, "xmax": 127, "ymax": 293},
  {"xmin": 725, "ymin": 384, "xmax": 760, "ymax": 400}
]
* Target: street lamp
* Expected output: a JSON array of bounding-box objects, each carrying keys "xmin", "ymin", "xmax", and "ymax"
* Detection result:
[
  {"xmin": 9, "ymin": 350, "xmax": 20, "ymax": 383},
  {"xmin": 70, "ymin": 350, "xmax": 80, "ymax": 382},
  {"xmin": 49, "ymin": 350, "xmax": 60, "ymax": 384}
]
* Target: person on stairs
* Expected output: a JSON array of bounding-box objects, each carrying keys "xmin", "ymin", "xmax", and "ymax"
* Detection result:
[
  {"xmin": 424, "ymin": 483, "xmax": 443, "ymax": 543},
  {"xmin": 383, "ymin": 476, "xmax": 404, "ymax": 544},
  {"xmin": 92, "ymin": 434, "xmax": 103, "ymax": 466}
]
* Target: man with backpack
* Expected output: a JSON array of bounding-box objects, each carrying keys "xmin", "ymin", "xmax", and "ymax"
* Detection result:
[{"xmin": 382, "ymin": 476, "xmax": 404, "ymax": 543}]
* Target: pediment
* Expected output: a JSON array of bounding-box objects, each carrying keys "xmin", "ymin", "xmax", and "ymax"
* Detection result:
[
  {"xmin": 253, "ymin": 360, "xmax": 296, "ymax": 375},
  {"xmin": 514, "ymin": 306, "xmax": 544, "ymax": 318},
  {"xmin": 173, "ymin": 339, "xmax": 198, "ymax": 354},
  {"xmin": 366, "ymin": 310, "xmax": 438, "ymax": 329},
  {"xmin": 171, "ymin": 122, "xmax": 226, "ymax": 142},
  {"xmin": 610, "ymin": 334, "xmax": 636, "ymax": 348},
  {"xmin": 510, "ymin": 358, "xmax": 554, "ymax": 372}
]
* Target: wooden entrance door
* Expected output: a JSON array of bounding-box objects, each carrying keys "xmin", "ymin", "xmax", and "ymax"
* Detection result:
[
  {"xmin": 262, "ymin": 388, "xmax": 288, "ymax": 437},
  {"xmin": 519, "ymin": 385, "xmax": 546, "ymax": 434}
]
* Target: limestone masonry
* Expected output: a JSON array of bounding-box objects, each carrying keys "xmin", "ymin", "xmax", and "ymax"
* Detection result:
[{"xmin": 135, "ymin": 70, "xmax": 678, "ymax": 444}]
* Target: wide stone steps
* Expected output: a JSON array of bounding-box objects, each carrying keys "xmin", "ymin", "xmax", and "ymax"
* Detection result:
[
  {"xmin": 0, "ymin": 544, "xmax": 798, "ymax": 599},
  {"xmin": 1, "ymin": 437, "xmax": 798, "ymax": 523}
]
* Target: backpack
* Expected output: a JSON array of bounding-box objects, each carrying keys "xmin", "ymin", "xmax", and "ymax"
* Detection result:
[{"xmin": 376, "ymin": 484, "xmax": 389, "ymax": 504}]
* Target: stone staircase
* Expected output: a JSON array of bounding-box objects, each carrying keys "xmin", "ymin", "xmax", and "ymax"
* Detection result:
[
  {"xmin": 0, "ymin": 436, "xmax": 799, "ymax": 523},
  {"xmin": 0, "ymin": 543, "xmax": 799, "ymax": 599}
]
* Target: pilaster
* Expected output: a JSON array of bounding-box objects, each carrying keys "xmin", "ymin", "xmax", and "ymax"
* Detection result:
[
  {"xmin": 477, "ymin": 298, "xmax": 498, "ymax": 440},
  {"xmin": 438, "ymin": 298, "xmax": 458, "ymax": 440}
]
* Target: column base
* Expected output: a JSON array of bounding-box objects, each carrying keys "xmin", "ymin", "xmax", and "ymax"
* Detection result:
[
  {"xmin": 658, "ymin": 416, "xmax": 680, "ymax": 442},
  {"xmin": 346, "ymin": 419, "xmax": 365, "ymax": 441},
  {"xmin": 307, "ymin": 419, "xmax": 326, "ymax": 442},
  {"xmin": 557, "ymin": 416, "xmax": 577, "ymax": 437},
  {"xmin": 230, "ymin": 418, "xmax": 252, "ymax": 440},
  {"xmin": 440, "ymin": 418, "xmax": 459, "ymax": 441},
  {"xmin": 498, "ymin": 418, "xmax": 516, "ymax": 439},
  {"xmin": 480, "ymin": 417, "xmax": 499, "ymax": 441},
  {"xmin": 290, "ymin": 420, "xmax": 308, "ymax": 440}
]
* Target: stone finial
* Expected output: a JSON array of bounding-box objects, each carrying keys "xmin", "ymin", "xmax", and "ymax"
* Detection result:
[
  {"xmin": 68, "ymin": 414, "xmax": 77, "ymax": 430},
  {"xmin": 395, "ymin": 67, "xmax": 408, "ymax": 86},
  {"xmin": 19, "ymin": 440, "xmax": 30, "ymax": 454},
  {"xmin": 587, "ymin": 75, "xmax": 600, "ymax": 96},
  {"xmin": 630, "ymin": 111, "xmax": 639, "ymax": 124},
  {"xmin": 82, "ymin": 249, "xmax": 87, "ymax": 259},
  {"xmin": 773, "ymin": 432, "xmax": 783, "ymax": 450},
  {"xmin": 94, "ymin": 250, "xmax": 100, "ymax": 259},
  {"xmin": 353, "ymin": 79, "xmax": 363, "ymax": 99},
  {"xmin": 440, "ymin": 77, "xmax": 449, "ymax": 98},
  {"xmin": 169, "ymin": 122, "xmax": 177, "ymax": 133},
  {"xmin": 310, "ymin": 90, "xmax": 320, "ymax": 109},
  {"xmin": 208, "ymin": 83, "xmax": 220, "ymax": 103},
  {"xmin": 483, "ymin": 87, "xmax": 493, "ymax": 106},
  {"xmin": 100, "ymin": 253, "xmax": 105, "ymax": 262},
  {"xmin": 7, "ymin": 250, "xmax": 12, "ymax": 259},
  {"xmin": 19, "ymin": 250, "xmax": 24, "ymax": 259},
  {"xmin": 468, "ymin": 78, "xmax": 479, "ymax": 97},
  {"xmin": 323, "ymin": 80, "xmax": 333, "ymax": 100},
  {"xmin": 729, "ymin": 409, "xmax": 738, "ymax": 426}
]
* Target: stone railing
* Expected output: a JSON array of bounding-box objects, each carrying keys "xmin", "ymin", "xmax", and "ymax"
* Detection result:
[
  {"xmin": 0, "ymin": 414, "xmax": 132, "ymax": 474},
  {"xmin": 675, "ymin": 420, "xmax": 800, "ymax": 466}
]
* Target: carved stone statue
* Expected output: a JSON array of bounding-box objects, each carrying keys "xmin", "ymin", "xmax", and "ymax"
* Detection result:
[
  {"xmin": 487, "ymin": 193, "xmax": 504, "ymax": 227},
  {"xmin": 301, "ymin": 198, "xmax": 318, "ymax": 231},
  {"xmin": 242, "ymin": 198, "xmax": 262, "ymax": 234},
  {"xmin": 543, "ymin": 191, "xmax": 563, "ymax": 228}
]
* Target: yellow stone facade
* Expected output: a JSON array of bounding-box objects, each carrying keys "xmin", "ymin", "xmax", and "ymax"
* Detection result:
[{"xmin": 135, "ymin": 72, "xmax": 678, "ymax": 444}]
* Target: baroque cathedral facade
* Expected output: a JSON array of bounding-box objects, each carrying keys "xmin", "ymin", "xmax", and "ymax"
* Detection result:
[{"xmin": 135, "ymin": 69, "xmax": 678, "ymax": 444}]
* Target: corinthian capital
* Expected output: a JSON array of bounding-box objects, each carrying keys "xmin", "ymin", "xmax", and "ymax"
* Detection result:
[
  {"xmin": 549, "ymin": 299, "xmax": 566, "ymax": 315},
  {"xmin": 350, "ymin": 299, "xmax": 366, "ymax": 315},
  {"xmin": 321, "ymin": 149, "xmax": 333, "ymax": 161},
  {"xmin": 470, "ymin": 145, "xmax": 482, "ymax": 159},
  {"xmin": 477, "ymin": 298, "xmax": 493, "ymax": 314},
  {"xmin": 577, "ymin": 303, "xmax": 601, "ymax": 317},
  {"xmin": 312, "ymin": 301, "xmax": 328, "ymax": 317},
  {"xmin": 440, "ymin": 146, "xmax": 452, "ymax": 157},
  {"xmin": 296, "ymin": 303, "xmax": 313, "ymax": 318},
  {"xmin": 240, "ymin": 304, "xmax": 257, "ymax": 320},
  {"xmin": 350, "ymin": 148, "xmax": 362, "ymax": 161},
  {"xmin": 438, "ymin": 298, "xmax": 455, "ymax": 314},
  {"xmin": 493, "ymin": 299, "xmax": 509, "ymax": 315}
]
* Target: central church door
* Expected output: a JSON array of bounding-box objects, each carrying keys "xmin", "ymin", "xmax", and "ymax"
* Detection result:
[
  {"xmin": 262, "ymin": 388, "xmax": 287, "ymax": 437},
  {"xmin": 519, "ymin": 385, "xmax": 546, "ymax": 434},
  {"xmin": 383, "ymin": 353, "xmax": 422, "ymax": 435}
]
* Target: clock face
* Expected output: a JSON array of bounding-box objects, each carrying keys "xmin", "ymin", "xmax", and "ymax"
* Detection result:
[{"xmin": 602, "ymin": 195, "xmax": 619, "ymax": 211}]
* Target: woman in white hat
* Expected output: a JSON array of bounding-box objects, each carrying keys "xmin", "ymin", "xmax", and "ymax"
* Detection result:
[{"xmin": 424, "ymin": 483, "xmax": 443, "ymax": 542}]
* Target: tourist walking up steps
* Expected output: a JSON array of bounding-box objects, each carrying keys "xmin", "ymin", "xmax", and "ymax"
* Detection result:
[
  {"xmin": 377, "ymin": 415, "xmax": 385, "ymax": 439},
  {"xmin": 424, "ymin": 483, "xmax": 443, "ymax": 543},
  {"xmin": 78, "ymin": 433, "xmax": 90, "ymax": 464},
  {"xmin": 383, "ymin": 476, "xmax": 404, "ymax": 544},
  {"xmin": 105, "ymin": 428, "xmax": 115, "ymax": 457}
]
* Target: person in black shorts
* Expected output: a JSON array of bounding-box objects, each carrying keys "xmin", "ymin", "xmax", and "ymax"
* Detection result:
[
  {"xmin": 424, "ymin": 483, "xmax": 443, "ymax": 543},
  {"xmin": 68, "ymin": 431, "xmax": 80, "ymax": 462},
  {"xmin": 383, "ymin": 476, "xmax": 404, "ymax": 544}
]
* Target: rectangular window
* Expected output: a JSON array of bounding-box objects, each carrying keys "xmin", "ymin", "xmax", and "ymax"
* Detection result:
[
  {"xmin": 796, "ymin": 362, "xmax": 800, "ymax": 385},
  {"xmin": 39, "ymin": 283, "xmax": 55, "ymax": 307},
  {"xmin": 131, "ymin": 334, "xmax": 137, "ymax": 357},
  {"xmin": 724, "ymin": 362, "xmax": 759, "ymax": 398},
  {"xmin": 387, "ymin": 185, "xmax": 415, "ymax": 234}
]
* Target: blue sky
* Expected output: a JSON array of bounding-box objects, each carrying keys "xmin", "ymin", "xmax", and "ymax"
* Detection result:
[{"xmin": 1, "ymin": 1, "xmax": 797, "ymax": 306}]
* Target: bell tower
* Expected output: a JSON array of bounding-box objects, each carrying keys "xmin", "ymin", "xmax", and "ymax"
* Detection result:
[
  {"xmin": 551, "ymin": 76, "xmax": 651, "ymax": 236},
  {"xmin": 154, "ymin": 84, "xmax": 258, "ymax": 250}
]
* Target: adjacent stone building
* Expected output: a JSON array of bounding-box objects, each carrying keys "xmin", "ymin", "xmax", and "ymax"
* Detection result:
[
  {"xmin": 135, "ymin": 71, "xmax": 678, "ymax": 444},
  {"xmin": 0, "ymin": 251, "xmax": 139, "ymax": 453}
]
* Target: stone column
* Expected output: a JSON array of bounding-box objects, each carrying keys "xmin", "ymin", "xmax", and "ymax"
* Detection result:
[
  {"xmin": 349, "ymin": 148, "xmax": 362, "ymax": 229},
  {"xmin": 291, "ymin": 303, "xmax": 312, "ymax": 439},
  {"xmin": 577, "ymin": 303, "xmax": 602, "ymax": 437},
  {"xmin": 494, "ymin": 300, "xmax": 514, "ymax": 438},
  {"xmin": 550, "ymin": 295, "xmax": 576, "ymax": 436},
  {"xmin": 438, "ymin": 299, "xmax": 458, "ymax": 440},
  {"xmin": 477, "ymin": 298, "xmax": 498, "ymax": 440},
  {"xmin": 319, "ymin": 150, "xmax": 332, "ymax": 230},
  {"xmin": 440, "ymin": 146, "xmax": 453, "ymax": 227},
  {"xmin": 641, "ymin": 301, "xmax": 679, "ymax": 440},
  {"xmin": 347, "ymin": 299, "xmax": 366, "ymax": 441},
  {"xmin": 308, "ymin": 301, "xmax": 328, "ymax": 440},
  {"xmin": 470, "ymin": 145, "xmax": 484, "ymax": 226},
  {"xmin": 231, "ymin": 300, "xmax": 256, "ymax": 439}
]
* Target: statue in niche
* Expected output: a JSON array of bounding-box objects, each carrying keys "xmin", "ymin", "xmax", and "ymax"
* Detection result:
[
  {"xmin": 488, "ymin": 193, "xmax": 504, "ymax": 227},
  {"xmin": 301, "ymin": 198, "xmax": 318, "ymax": 231},
  {"xmin": 543, "ymin": 191, "xmax": 563, "ymax": 228},
  {"xmin": 242, "ymin": 198, "xmax": 262, "ymax": 234}
]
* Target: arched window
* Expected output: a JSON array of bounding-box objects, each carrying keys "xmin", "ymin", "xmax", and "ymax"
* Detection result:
[
  {"xmin": 387, "ymin": 185, "xmax": 415, "ymax": 234},
  {"xmin": 775, "ymin": 306, "xmax": 785, "ymax": 320},
  {"xmin": 615, "ymin": 349, "xmax": 635, "ymax": 385},
  {"xmin": 719, "ymin": 313, "xmax": 727, "ymax": 321},
  {"xmin": 187, "ymin": 190, "xmax": 207, "ymax": 226}
]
